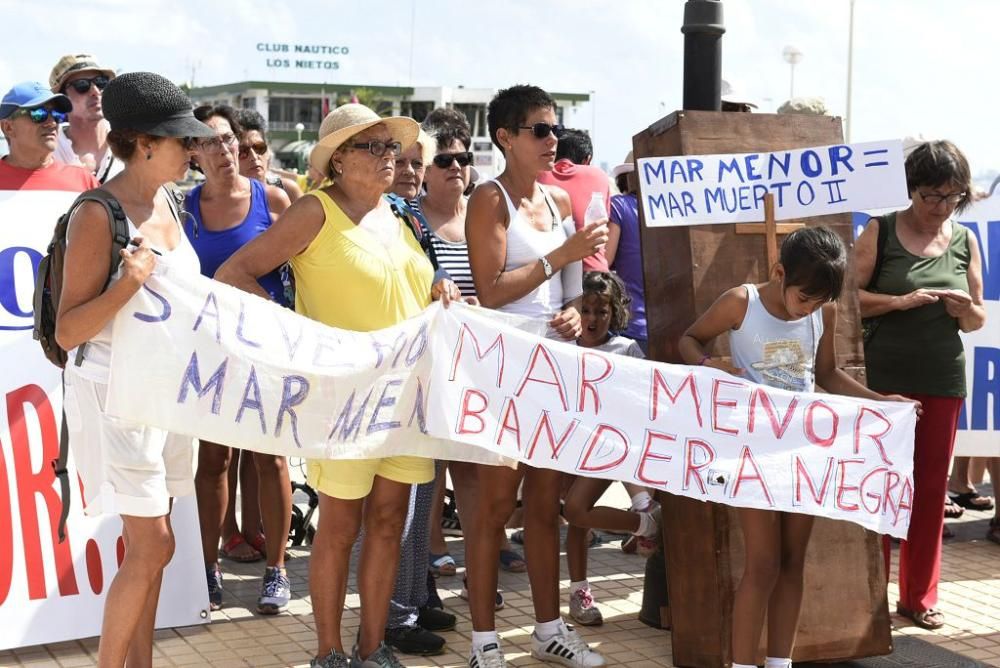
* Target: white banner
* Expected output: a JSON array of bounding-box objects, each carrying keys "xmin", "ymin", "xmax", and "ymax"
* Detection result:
[
  {"xmin": 638, "ymin": 140, "xmax": 910, "ymax": 226},
  {"xmin": 0, "ymin": 190, "xmax": 207, "ymax": 651},
  {"xmin": 107, "ymin": 271, "xmax": 918, "ymax": 537}
]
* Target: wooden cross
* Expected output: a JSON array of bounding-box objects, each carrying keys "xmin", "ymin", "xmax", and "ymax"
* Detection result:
[{"xmin": 734, "ymin": 193, "xmax": 805, "ymax": 276}]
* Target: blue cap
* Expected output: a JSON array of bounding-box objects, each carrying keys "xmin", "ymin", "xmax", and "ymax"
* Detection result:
[{"xmin": 0, "ymin": 81, "xmax": 72, "ymax": 120}]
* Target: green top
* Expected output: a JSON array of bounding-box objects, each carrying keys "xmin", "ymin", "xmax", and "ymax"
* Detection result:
[{"xmin": 864, "ymin": 212, "xmax": 970, "ymax": 397}]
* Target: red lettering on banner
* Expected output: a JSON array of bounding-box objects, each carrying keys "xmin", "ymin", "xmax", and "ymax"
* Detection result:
[
  {"xmin": 85, "ymin": 539, "xmax": 103, "ymax": 595},
  {"xmin": 711, "ymin": 379, "xmax": 745, "ymax": 436},
  {"xmin": 835, "ymin": 458, "xmax": 865, "ymax": 512},
  {"xmin": 456, "ymin": 388, "xmax": 489, "ymax": 435},
  {"xmin": 0, "ymin": 433, "xmax": 12, "ymax": 605},
  {"xmin": 731, "ymin": 446, "xmax": 774, "ymax": 505},
  {"xmin": 449, "ymin": 324, "xmax": 505, "ymax": 387},
  {"xmin": 793, "ymin": 455, "xmax": 834, "ymax": 506},
  {"xmin": 683, "ymin": 438, "xmax": 715, "ymax": 494},
  {"xmin": 859, "ymin": 466, "xmax": 890, "ymax": 515},
  {"xmin": 804, "ymin": 400, "xmax": 839, "ymax": 447},
  {"xmin": 636, "ymin": 430, "xmax": 676, "ymax": 486},
  {"xmin": 525, "ymin": 411, "xmax": 580, "ymax": 461},
  {"xmin": 577, "ymin": 424, "xmax": 629, "ymax": 473},
  {"xmin": 649, "ymin": 370, "xmax": 703, "ymax": 426},
  {"xmin": 514, "ymin": 344, "xmax": 569, "ymax": 411},
  {"xmin": 893, "ymin": 478, "xmax": 913, "ymax": 525},
  {"xmin": 8, "ymin": 384, "xmax": 79, "ymax": 599},
  {"xmin": 495, "ymin": 397, "xmax": 522, "ymax": 450},
  {"xmin": 748, "ymin": 388, "xmax": 798, "ymax": 439},
  {"xmin": 853, "ymin": 406, "xmax": 894, "ymax": 466},
  {"xmin": 882, "ymin": 470, "xmax": 901, "ymax": 521},
  {"xmin": 577, "ymin": 352, "xmax": 613, "ymax": 414}
]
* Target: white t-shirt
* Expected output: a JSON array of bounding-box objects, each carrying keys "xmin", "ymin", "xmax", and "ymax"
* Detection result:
[{"xmin": 53, "ymin": 123, "xmax": 124, "ymax": 184}]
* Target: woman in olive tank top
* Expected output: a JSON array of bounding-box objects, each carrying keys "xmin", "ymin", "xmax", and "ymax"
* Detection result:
[{"xmin": 854, "ymin": 140, "xmax": 987, "ymax": 630}]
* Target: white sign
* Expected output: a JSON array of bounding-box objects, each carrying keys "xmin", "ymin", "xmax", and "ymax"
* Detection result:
[
  {"xmin": 107, "ymin": 271, "xmax": 918, "ymax": 537},
  {"xmin": 0, "ymin": 191, "xmax": 208, "ymax": 650},
  {"xmin": 638, "ymin": 140, "xmax": 910, "ymax": 226}
]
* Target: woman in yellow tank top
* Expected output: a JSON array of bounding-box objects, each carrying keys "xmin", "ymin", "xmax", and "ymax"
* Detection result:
[{"xmin": 217, "ymin": 104, "xmax": 461, "ymax": 668}]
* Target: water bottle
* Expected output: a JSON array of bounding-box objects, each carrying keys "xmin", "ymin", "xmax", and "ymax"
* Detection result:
[{"xmin": 584, "ymin": 191, "xmax": 608, "ymax": 228}]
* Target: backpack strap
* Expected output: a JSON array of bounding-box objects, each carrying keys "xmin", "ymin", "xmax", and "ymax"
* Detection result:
[
  {"xmin": 385, "ymin": 193, "xmax": 442, "ymax": 271},
  {"xmin": 68, "ymin": 189, "xmax": 130, "ymax": 367},
  {"xmin": 55, "ymin": 372, "xmax": 71, "ymax": 542},
  {"xmin": 865, "ymin": 214, "xmax": 889, "ymax": 292}
]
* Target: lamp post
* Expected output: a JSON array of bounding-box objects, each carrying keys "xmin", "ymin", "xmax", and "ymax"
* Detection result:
[
  {"xmin": 681, "ymin": 0, "xmax": 725, "ymax": 111},
  {"xmin": 782, "ymin": 45, "xmax": 803, "ymax": 100},
  {"xmin": 295, "ymin": 122, "xmax": 305, "ymax": 143},
  {"xmin": 845, "ymin": 0, "xmax": 856, "ymax": 141},
  {"xmin": 589, "ymin": 90, "xmax": 596, "ymax": 139}
]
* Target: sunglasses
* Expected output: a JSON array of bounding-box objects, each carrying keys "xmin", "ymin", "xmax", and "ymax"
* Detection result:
[
  {"xmin": 351, "ymin": 140, "xmax": 402, "ymax": 157},
  {"xmin": 13, "ymin": 107, "xmax": 68, "ymax": 124},
  {"xmin": 66, "ymin": 76, "xmax": 110, "ymax": 95},
  {"xmin": 238, "ymin": 141, "xmax": 268, "ymax": 159},
  {"xmin": 432, "ymin": 152, "xmax": 473, "ymax": 169},
  {"xmin": 518, "ymin": 122, "xmax": 566, "ymax": 139}
]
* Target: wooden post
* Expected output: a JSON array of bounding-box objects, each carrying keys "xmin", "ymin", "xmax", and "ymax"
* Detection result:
[{"xmin": 734, "ymin": 194, "xmax": 804, "ymax": 279}]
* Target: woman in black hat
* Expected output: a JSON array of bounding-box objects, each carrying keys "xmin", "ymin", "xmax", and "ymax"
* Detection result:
[{"xmin": 54, "ymin": 71, "xmax": 214, "ymax": 668}]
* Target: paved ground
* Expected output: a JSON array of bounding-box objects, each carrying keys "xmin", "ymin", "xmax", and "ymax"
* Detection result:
[{"xmin": 2, "ymin": 481, "xmax": 997, "ymax": 667}]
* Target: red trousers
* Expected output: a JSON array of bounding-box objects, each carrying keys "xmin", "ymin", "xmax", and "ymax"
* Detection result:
[{"xmin": 882, "ymin": 393, "xmax": 963, "ymax": 613}]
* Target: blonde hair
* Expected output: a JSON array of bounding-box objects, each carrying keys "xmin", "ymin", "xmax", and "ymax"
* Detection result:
[{"xmin": 414, "ymin": 128, "xmax": 435, "ymax": 167}]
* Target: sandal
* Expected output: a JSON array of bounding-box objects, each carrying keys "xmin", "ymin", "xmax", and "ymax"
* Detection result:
[
  {"xmin": 499, "ymin": 548, "xmax": 527, "ymax": 573},
  {"xmin": 220, "ymin": 533, "xmax": 263, "ymax": 563},
  {"xmin": 247, "ymin": 532, "xmax": 267, "ymax": 559},
  {"xmin": 949, "ymin": 491, "xmax": 995, "ymax": 511},
  {"xmin": 896, "ymin": 604, "xmax": 945, "ymax": 630},
  {"xmin": 429, "ymin": 553, "xmax": 457, "ymax": 577},
  {"xmin": 987, "ymin": 518, "xmax": 1000, "ymax": 545},
  {"xmin": 943, "ymin": 496, "xmax": 965, "ymax": 519}
]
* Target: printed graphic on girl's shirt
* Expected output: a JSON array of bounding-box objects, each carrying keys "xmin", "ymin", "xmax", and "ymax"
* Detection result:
[{"xmin": 749, "ymin": 339, "xmax": 809, "ymax": 391}]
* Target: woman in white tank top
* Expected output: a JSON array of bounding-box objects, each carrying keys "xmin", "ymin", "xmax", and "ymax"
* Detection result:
[{"xmin": 460, "ymin": 85, "xmax": 610, "ymax": 668}]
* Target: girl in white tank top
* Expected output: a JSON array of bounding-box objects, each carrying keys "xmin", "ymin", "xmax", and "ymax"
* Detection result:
[{"xmin": 677, "ymin": 227, "xmax": 916, "ymax": 668}]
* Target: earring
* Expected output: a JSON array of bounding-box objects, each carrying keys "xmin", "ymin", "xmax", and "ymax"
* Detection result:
[{"xmin": 146, "ymin": 151, "xmax": 152, "ymax": 160}]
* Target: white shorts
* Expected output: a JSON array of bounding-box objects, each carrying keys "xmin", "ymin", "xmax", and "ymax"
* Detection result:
[{"xmin": 64, "ymin": 371, "xmax": 195, "ymax": 517}]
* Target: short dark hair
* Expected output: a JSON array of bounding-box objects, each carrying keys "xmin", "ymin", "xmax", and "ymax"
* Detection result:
[
  {"xmin": 106, "ymin": 128, "xmax": 148, "ymax": 161},
  {"xmin": 193, "ymin": 104, "xmax": 243, "ymax": 139},
  {"xmin": 422, "ymin": 107, "xmax": 471, "ymax": 151},
  {"xmin": 615, "ymin": 173, "xmax": 630, "ymax": 195},
  {"xmin": 905, "ymin": 140, "xmax": 973, "ymax": 214},
  {"xmin": 779, "ymin": 226, "xmax": 846, "ymax": 302},
  {"xmin": 487, "ymin": 85, "xmax": 555, "ymax": 153},
  {"xmin": 235, "ymin": 108, "xmax": 267, "ymax": 136},
  {"xmin": 582, "ymin": 271, "xmax": 632, "ymax": 331},
  {"xmin": 556, "ymin": 128, "xmax": 592, "ymax": 164}
]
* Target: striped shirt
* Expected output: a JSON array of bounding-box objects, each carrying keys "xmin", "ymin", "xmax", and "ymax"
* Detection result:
[{"xmin": 411, "ymin": 197, "xmax": 477, "ymax": 298}]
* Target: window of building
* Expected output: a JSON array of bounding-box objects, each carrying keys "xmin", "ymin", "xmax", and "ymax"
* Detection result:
[
  {"xmin": 453, "ymin": 103, "xmax": 487, "ymax": 137},
  {"xmin": 268, "ymin": 96, "xmax": 323, "ymax": 131},
  {"xmin": 400, "ymin": 100, "xmax": 433, "ymax": 123}
]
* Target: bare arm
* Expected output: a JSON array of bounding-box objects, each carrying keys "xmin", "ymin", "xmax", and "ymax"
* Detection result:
[
  {"xmin": 215, "ymin": 193, "xmax": 324, "ymax": 299},
  {"xmin": 943, "ymin": 232, "xmax": 987, "ymax": 332},
  {"xmin": 265, "ymin": 183, "xmax": 292, "ymax": 218},
  {"xmin": 678, "ymin": 287, "xmax": 746, "ymax": 375},
  {"xmin": 55, "ymin": 201, "xmax": 156, "ymax": 351},
  {"xmin": 280, "ymin": 176, "xmax": 304, "ymax": 202},
  {"xmin": 605, "ymin": 220, "xmax": 622, "ymax": 267},
  {"xmin": 856, "ymin": 217, "xmax": 940, "ymax": 317}
]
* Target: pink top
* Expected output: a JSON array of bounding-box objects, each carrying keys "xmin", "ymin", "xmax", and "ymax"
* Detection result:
[
  {"xmin": 537, "ymin": 158, "xmax": 610, "ymax": 272},
  {"xmin": 0, "ymin": 158, "xmax": 100, "ymax": 192}
]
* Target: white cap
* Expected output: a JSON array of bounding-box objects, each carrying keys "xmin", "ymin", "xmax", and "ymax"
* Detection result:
[{"xmin": 721, "ymin": 79, "xmax": 758, "ymax": 109}]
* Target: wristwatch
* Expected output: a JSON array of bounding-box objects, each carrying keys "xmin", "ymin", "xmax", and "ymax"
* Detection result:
[{"xmin": 539, "ymin": 255, "xmax": 554, "ymax": 279}]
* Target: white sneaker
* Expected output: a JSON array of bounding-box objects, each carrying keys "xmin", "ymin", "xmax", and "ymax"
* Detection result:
[
  {"xmin": 531, "ymin": 624, "xmax": 606, "ymax": 667},
  {"xmin": 469, "ymin": 642, "xmax": 507, "ymax": 668}
]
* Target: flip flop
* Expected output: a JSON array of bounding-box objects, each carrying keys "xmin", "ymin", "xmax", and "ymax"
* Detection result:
[
  {"xmin": 943, "ymin": 496, "xmax": 964, "ymax": 519},
  {"xmin": 220, "ymin": 533, "xmax": 263, "ymax": 563},
  {"xmin": 896, "ymin": 604, "xmax": 945, "ymax": 630},
  {"xmin": 429, "ymin": 553, "xmax": 457, "ymax": 577},
  {"xmin": 247, "ymin": 532, "xmax": 267, "ymax": 559},
  {"xmin": 949, "ymin": 491, "xmax": 995, "ymax": 511},
  {"xmin": 499, "ymin": 548, "xmax": 527, "ymax": 573}
]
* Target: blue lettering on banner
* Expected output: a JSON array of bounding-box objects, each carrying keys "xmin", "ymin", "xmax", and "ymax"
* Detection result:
[
  {"xmin": 800, "ymin": 150, "xmax": 823, "ymax": 178},
  {"xmin": 177, "ymin": 351, "xmax": 228, "ymax": 414},
  {"xmin": 959, "ymin": 346, "xmax": 999, "ymax": 431},
  {"xmin": 718, "ymin": 158, "xmax": 745, "ymax": 183},
  {"xmin": 367, "ymin": 379, "xmax": 403, "ymax": 434},
  {"xmin": 329, "ymin": 387, "xmax": 373, "ymax": 443},
  {"xmin": 132, "ymin": 285, "xmax": 171, "ymax": 323},
  {"xmin": 408, "ymin": 377, "xmax": 429, "ymax": 433},
  {"xmin": 959, "ymin": 220, "xmax": 999, "ymax": 300},
  {"xmin": 796, "ymin": 181, "xmax": 816, "ymax": 206},
  {"xmin": 275, "ymin": 375, "xmax": 309, "ymax": 447},
  {"xmin": 193, "ymin": 292, "xmax": 222, "ymax": 343},
  {"xmin": 236, "ymin": 365, "xmax": 267, "ymax": 434},
  {"xmin": 405, "ymin": 323, "xmax": 429, "ymax": 367},
  {"xmin": 236, "ymin": 300, "xmax": 262, "ymax": 348},
  {"xmin": 0, "ymin": 245, "xmax": 42, "ymax": 330},
  {"xmin": 275, "ymin": 314, "xmax": 304, "ymax": 361}
]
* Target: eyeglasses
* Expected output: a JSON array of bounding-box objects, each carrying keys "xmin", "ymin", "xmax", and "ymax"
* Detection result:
[
  {"xmin": 195, "ymin": 133, "xmax": 238, "ymax": 151},
  {"xmin": 432, "ymin": 152, "xmax": 474, "ymax": 169},
  {"xmin": 517, "ymin": 123, "xmax": 566, "ymax": 139},
  {"xmin": 394, "ymin": 157, "xmax": 424, "ymax": 171},
  {"xmin": 917, "ymin": 191, "xmax": 966, "ymax": 206},
  {"xmin": 66, "ymin": 76, "xmax": 111, "ymax": 95},
  {"xmin": 12, "ymin": 107, "xmax": 68, "ymax": 124},
  {"xmin": 238, "ymin": 141, "xmax": 268, "ymax": 159},
  {"xmin": 180, "ymin": 137, "xmax": 198, "ymax": 150},
  {"xmin": 351, "ymin": 140, "xmax": 402, "ymax": 157}
]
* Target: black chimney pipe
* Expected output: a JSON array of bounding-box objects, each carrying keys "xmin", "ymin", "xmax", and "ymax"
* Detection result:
[{"xmin": 681, "ymin": 0, "xmax": 725, "ymax": 111}]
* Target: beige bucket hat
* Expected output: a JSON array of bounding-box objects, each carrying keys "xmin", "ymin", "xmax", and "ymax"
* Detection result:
[
  {"xmin": 309, "ymin": 103, "xmax": 419, "ymax": 178},
  {"xmin": 50, "ymin": 54, "xmax": 116, "ymax": 92}
]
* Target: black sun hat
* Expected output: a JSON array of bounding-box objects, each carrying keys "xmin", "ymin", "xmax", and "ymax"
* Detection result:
[{"xmin": 102, "ymin": 72, "xmax": 214, "ymax": 138}]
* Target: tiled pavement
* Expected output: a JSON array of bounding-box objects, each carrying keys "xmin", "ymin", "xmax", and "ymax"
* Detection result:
[{"xmin": 2, "ymin": 485, "xmax": 998, "ymax": 668}]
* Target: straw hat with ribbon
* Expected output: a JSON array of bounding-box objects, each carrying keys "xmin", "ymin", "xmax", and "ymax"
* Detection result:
[{"xmin": 309, "ymin": 103, "xmax": 418, "ymax": 178}]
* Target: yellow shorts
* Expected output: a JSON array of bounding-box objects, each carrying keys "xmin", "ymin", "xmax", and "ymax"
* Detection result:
[{"xmin": 306, "ymin": 456, "xmax": 434, "ymax": 500}]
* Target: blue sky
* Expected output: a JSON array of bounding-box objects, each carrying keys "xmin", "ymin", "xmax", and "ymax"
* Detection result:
[{"xmin": 3, "ymin": 0, "xmax": 995, "ymax": 183}]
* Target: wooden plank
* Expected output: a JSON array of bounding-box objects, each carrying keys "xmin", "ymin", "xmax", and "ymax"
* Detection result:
[{"xmin": 733, "ymin": 223, "xmax": 805, "ymax": 235}]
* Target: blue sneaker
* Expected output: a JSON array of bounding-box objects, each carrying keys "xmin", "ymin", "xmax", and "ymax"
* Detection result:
[
  {"xmin": 206, "ymin": 565, "xmax": 222, "ymax": 611},
  {"xmin": 258, "ymin": 566, "xmax": 291, "ymax": 615}
]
